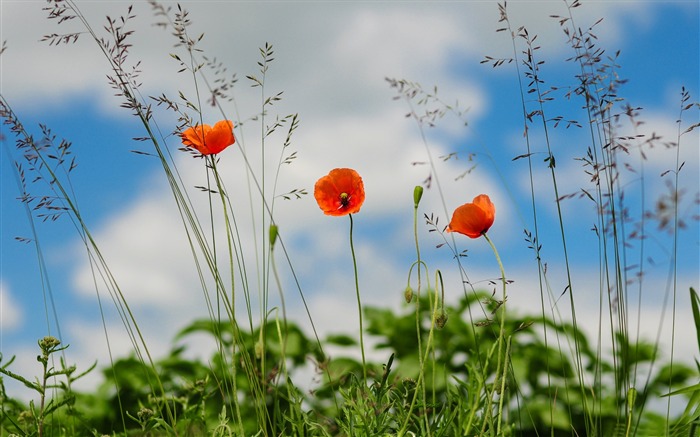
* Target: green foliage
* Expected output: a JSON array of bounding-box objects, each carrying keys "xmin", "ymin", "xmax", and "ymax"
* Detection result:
[
  {"xmin": 0, "ymin": 337, "xmax": 95, "ymax": 436},
  {"xmin": 2, "ymin": 297, "xmax": 698, "ymax": 436}
]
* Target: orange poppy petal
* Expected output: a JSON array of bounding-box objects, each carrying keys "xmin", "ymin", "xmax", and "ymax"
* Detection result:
[
  {"xmin": 205, "ymin": 120, "xmax": 235, "ymax": 154},
  {"xmin": 181, "ymin": 125, "xmax": 206, "ymax": 150},
  {"xmin": 314, "ymin": 176, "xmax": 342, "ymax": 215},
  {"xmin": 326, "ymin": 168, "xmax": 353, "ymax": 191},
  {"xmin": 472, "ymin": 194, "xmax": 495, "ymax": 229},
  {"xmin": 182, "ymin": 124, "xmax": 212, "ymax": 154},
  {"xmin": 330, "ymin": 168, "xmax": 365, "ymax": 213},
  {"xmin": 181, "ymin": 120, "xmax": 234, "ymax": 155},
  {"xmin": 447, "ymin": 203, "xmax": 489, "ymax": 238}
]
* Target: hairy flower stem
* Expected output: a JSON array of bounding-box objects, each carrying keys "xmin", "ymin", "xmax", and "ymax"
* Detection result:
[
  {"xmin": 483, "ymin": 232, "xmax": 509, "ymax": 433},
  {"xmin": 349, "ymin": 214, "xmax": 367, "ymax": 385},
  {"xmin": 412, "ymin": 191, "xmax": 431, "ymax": 434},
  {"xmin": 398, "ymin": 188, "xmax": 433, "ymax": 436}
]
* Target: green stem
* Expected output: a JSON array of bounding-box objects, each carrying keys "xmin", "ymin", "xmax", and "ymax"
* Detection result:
[
  {"xmin": 412, "ymin": 195, "xmax": 431, "ymax": 435},
  {"xmin": 496, "ymin": 336, "xmax": 512, "ymax": 436},
  {"xmin": 208, "ymin": 157, "xmax": 244, "ymax": 432},
  {"xmin": 39, "ymin": 358, "xmax": 48, "ymax": 437},
  {"xmin": 482, "ymin": 233, "xmax": 506, "ymax": 307},
  {"xmin": 483, "ymin": 232, "xmax": 508, "ymax": 433},
  {"xmin": 349, "ymin": 214, "xmax": 367, "ymax": 385},
  {"xmin": 399, "ymin": 269, "xmax": 441, "ymax": 437}
]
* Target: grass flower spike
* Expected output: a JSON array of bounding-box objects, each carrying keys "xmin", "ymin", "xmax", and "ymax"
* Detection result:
[
  {"xmin": 181, "ymin": 119, "xmax": 235, "ymax": 155},
  {"xmin": 447, "ymin": 194, "xmax": 495, "ymax": 238},
  {"xmin": 314, "ymin": 168, "xmax": 365, "ymax": 216}
]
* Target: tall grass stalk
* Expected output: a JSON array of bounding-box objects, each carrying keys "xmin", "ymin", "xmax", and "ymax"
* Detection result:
[{"xmin": 499, "ymin": 8, "xmax": 591, "ymax": 431}]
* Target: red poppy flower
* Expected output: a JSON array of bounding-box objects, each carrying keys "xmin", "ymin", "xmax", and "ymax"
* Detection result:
[
  {"xmin": 447, "ymin": 194, "xmax": 495, "ymax": 238},
  {"xmin": 181, "ymin": 120, "xmax": 235, "ymax": 155},
  {"xmin": 314, "ymin": 168, "xmax": 365, "ymax": 216}
]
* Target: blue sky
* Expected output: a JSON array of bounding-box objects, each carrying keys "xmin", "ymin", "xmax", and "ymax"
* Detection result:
[{"xmin": 1, "ymin": 0, "xmax": 698, "ymax": 399}]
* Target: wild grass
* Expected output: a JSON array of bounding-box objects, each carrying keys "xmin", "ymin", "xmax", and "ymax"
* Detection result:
[{"xmin": 1, "ymin": 0, "xmax": 698, "ymax": 436}]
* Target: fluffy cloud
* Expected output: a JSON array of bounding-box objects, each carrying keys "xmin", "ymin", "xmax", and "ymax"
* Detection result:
[
  {"xmin": 2, "ymin": 1, "xmax": 659, "ymax": 112},
  {"xmin": 0, "ymin": 281, "xmax": 22, "ymax": 330}
]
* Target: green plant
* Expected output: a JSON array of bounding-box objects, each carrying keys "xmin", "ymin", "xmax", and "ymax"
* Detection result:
[{"xmin": 0, "ymin": 337, "xmax": 94, "ymax": 436}]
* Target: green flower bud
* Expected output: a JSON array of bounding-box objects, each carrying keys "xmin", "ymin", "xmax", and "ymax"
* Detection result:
[
  {"xmin": 413, "ymin": 185, "xmax": 424, "ymax": 208},
  {"xmin": 255, "ymin": 339, "xmax": 264, "ymax": 359},
  {"xmin": 137, "ymin": 407, "xmax": 154, "ymax": 421},
  {"xmin": 39, "ymin": 336, "xmax": 60, "ymax": 351},
  {"xmin": 269, "ymin": 225, "xmax": 279, "ymax": 249},
  {"xmin": 404, "ymin": 286, "xmax": 414, "ymax": 303},
  {"xmin": 18, "ymin": 410, "xmax": 33, "ymax": 425},
  {"xmin": 436, "ymin": 311, "xmax": 448, "ymax": 329},
  {"xmin": 38, "ymin": 336, "xmax": 61, "ymax": 358}
]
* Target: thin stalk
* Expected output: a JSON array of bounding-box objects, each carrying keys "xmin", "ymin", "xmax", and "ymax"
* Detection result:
[
  {"xmin": 496, "ymin": 336, "xmax": 513, "ymax": 436},
  {"xmin": 664, "ymin": 87, "xmax": 685, "ymax": 429},
  {"xmin": 208, "ymin": 157, "xmax": 245, "ymax": 430},
  {"xmin": 409, "ymin": 186, "xmax": 430, "ymax": 430},
  {"xmin": 271, "ymin": 227, "xmax": 301, "ymax": 433},
  {"xmin": 500, "ymin": 10, "xmax": 555, "ymax": 431},
  {"xmin": 349, "ymin": 214, "xmax": 367, "ymax": 385},
  {"xmin": 483, "ymin": 232, "xmax": 508, "ymax": 434},
  {"xmin": 399, "ymin": 269, "xmax": 441, "ymax": 437},
  {"xmin": 412, "ymin": 192, "xmax": 431, "ymax": 434}
]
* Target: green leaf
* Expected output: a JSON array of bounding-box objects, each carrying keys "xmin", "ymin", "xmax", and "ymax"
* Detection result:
[
  {"xmin": 325, "ymin": 334, "xmax": 356, "ymax": 347},
  {"xmin": 661, "ymin": 381, "xmax": 700, "ymax": 397},
  {"xmin": 691, "ymin": 287, "xmax": 700, "ymax": 354},
  {"xmin": 0, "ymin": 367, "xmax": 41, "ymax": 392},
  {"xmin": 43, "ymin": 394, "xmax": 75, "ymax": 416}
]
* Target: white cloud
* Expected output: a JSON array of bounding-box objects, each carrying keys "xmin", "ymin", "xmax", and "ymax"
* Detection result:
[
  {"xmin": 505, "ymin": 266, "xmax": 700, "ymax": 363},
  {"xmin": 0, "ymin": 281, "xmax": 22, "ymax": 330},
  {"xmin": 331, "ymin": 7, "xmax": 464, "ymax": 83},
  {"xmin": 71, "ymin": 180, "xmax": 198, "ymax": 306},
  {"xmin": 1, "ymin": 1, "xmax": 659, "ymax": 113}
]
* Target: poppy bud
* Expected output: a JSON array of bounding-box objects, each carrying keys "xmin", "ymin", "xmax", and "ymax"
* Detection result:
[
  {"xmin": 404, "ymin": 286, "xmax": 414, "ymax": 303},
  {"xmin": 413, "ymin": 185, "xmax": 424, "ymax": 208},
  {"xmin": 436, "ymin": 311, "xmax": 448, "ymax": 329},
  {"xmin": 269, "ymin": 225, "xmax": 279, "ymax": 249}
]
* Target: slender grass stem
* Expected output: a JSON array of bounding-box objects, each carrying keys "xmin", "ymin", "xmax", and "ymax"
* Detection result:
[
  {"xmin": 208, "ymin": 157, "xmax": 246, "ymax": 431},
  {"xmin": 663, "ymin": 87, "xmax": 685, "ymax": 430},
  {"xmin": 500, "ymin": 11, "xmax": 556, "ymax": 430}
]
